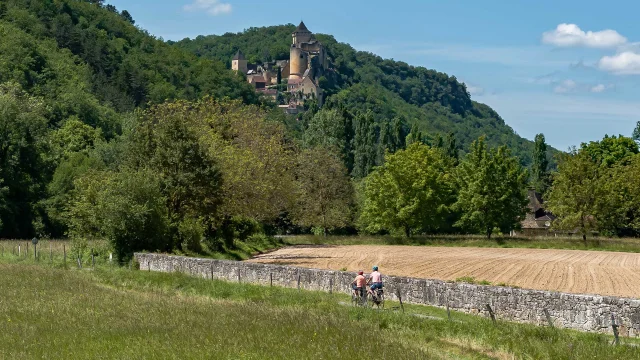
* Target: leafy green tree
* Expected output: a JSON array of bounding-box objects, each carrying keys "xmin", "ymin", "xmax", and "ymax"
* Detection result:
[
  {"xmin": 50, "ymin": 117, "xmax": 103, "ymax": 161},
  {"xmin": 303, "ymin": 109, "xmax": 347, "ymax": 156},
  {"xmin": 352, "ymin": 111, "xmax": 377, "ymax": 178},
  {"xmin": 391, "ymin": 116, "xmax": 408, "ymax": 152},
  {"xmin": 292, "ymin": 147, "xmax": 353, "ymax": 235},
  {"xmin": 0, "ymin": 82, "xmax": 50, "ymax": 238},
  {"xmin": 445, "ymin": 132, "xmax": 458, "ymax": 164},
  {"xmin": 580, "ymin": 135, "xmax": 638, "ymax": 167},
  {"xmin": 45, "ymin": 152, "xmax": 104, "ymax": 237},
  {"xmin": 531, "ymin": 133, "xmax": 550, "ymax": 193},
  {"xmin": 545, "ymin": 149, "xmax": 612, "ymax": 241},
  {"xmin": 359, "ymin": 143, "xmax": 456, "ymax": 237},
  {"xmin": 131, "ymin": 101, "xmax": 224, "ymax": 247},
  {"xmin": 68, "ymin": 169, "xmax": 169, "ymax": 262},
  {"xmin": 454, "ymin": 137, "xmax": 529, "ymax": 238},
  {"xmin": 406, "ymin": 123, "xmax": 423, "ymax": 146}
]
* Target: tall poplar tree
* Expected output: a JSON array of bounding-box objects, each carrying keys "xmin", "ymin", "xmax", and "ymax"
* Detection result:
[
  {"xmin": 531, "ymin": 133, "xmax": 550, "ymax": 193},
  {"xmin": 352, "ymin": 111, "xmax": 377, "ymax": 179}
]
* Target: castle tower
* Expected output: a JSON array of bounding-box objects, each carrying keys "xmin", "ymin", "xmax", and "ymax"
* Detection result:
[
  {"xmin": 289, "ymin": 46, "xmax": 308, "ymax": 80},
  {"xmin": 292, "ymin": 21, "xmax": 312, "ymax": 46},
  {"xmin": 232, "ymin": 50, "xmax": 247, "ymax": 74}
]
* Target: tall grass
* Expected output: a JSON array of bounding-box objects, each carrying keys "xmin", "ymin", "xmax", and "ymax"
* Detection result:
[
  {"xmin": 0, "ymin": 258, "xmax": 638, "ymax": 359},
  {"xmin": 284, "ymin": 234, "xmax": 640, "ymax": 253}
]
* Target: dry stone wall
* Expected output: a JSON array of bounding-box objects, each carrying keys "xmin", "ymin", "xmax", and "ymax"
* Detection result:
[{"xmin": 134, "ymin": 253, "xmax": 640, "ymax": 336}]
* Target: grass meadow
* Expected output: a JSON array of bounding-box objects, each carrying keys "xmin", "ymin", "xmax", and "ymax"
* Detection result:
[{"xmin": 1, "ymin": 253, "xmax": 639, "ymax": 359}]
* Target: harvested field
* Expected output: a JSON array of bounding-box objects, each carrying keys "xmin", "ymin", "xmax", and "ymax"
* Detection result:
[{"xmin": 249, "ymin": 245, "xmax": 640, "ymax": 298}]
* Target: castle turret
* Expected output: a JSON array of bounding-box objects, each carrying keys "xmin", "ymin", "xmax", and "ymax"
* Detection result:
[
  {"xmin": 289, "ymin": 45, "xmax": 307, "ymax": 80},
  {"xmin": 232, "ymin": 50, "xmax": 247, "ymax": 74},
  {"xmin": 292, "ymin": 21, "xmax": 312, "ymax": 46}
]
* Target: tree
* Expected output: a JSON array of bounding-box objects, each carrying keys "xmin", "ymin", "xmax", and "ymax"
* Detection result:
[
  {"xmin": 352, "ymin": 111, "xmax": 378, "ymax": 178},
  {"xmin": 633, "ymin": 121, "xmax": 640, "ymax": 144},
  {"xmin": 292, "ymin": 147, "xmax": 353, "ymax": 235},
  {"xmin": 445, "ymin": 132, "xmax": 458, "ymax": 164},
  {"xmin": 303, "ymin": 109, "xmax": 347, "ymax": 157},
  {"xmin": 580, "ymin": 135, "xmax": 638, "ymax": 167},
  {"xmin": 545, "ymin": 149, "xmax": 611, "ymax": 241},
  {"xmin": 68, "ymin": 169, "xmax": 169, "ymax": 262},
  {"xmin": 531, "ymin": 133, "xmax": 550, "ymax": 193},
  {"xmin": 405, "ymin": 123, "xmax": 423, "ymax": 146},
  {"xmin": 0, "ymin": 83, "xmax": 50, "ymax": 238},
  {"xmin": 454, "ymin": 137, "xmax": 529, "ymax": 239},
  {"xmin": 131, "ymin": 100, "xmax": 224, "ymax": 248},
  {"xmin": 359, "ymin": 143, "xmax": 456, "ymax": 237},
  {"xmin": 391, "ymin": 116, "xmax": 408, "ymax": 152},
  {"xmin": 120, "ymin": 10, "xmax": 135, "ymax": 25}
]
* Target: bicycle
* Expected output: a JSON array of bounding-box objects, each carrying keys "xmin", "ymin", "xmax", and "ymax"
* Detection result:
[
  {"xmin": 367, "ymin": 288, "xmax": 384, "ymax": 309},
  {"xmin": 351, "ymin": 286, "xmax": 367, "ymax": 307}
]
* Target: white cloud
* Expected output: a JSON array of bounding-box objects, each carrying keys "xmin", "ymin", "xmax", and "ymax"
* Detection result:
[
  {"xmin": 553, "ymin": 79, "xmax": 577, "ymax": 93},
  {"xmin": 184, "ymin": 0, "xmax": 232, "ymax": 16},
  {"xmin": 590, "ymin": 84, "xmax": 607, "ymax": 93},
  {"xmin": 542, "ymin": 23, "xmax": 627, "ymax": 48},
  {"xmin": 466, "ymin": 85, "xmax": 485, "ymax": 96},
  {"xmin": 598, "ymin": 52, "xmax": 640, "ymax": 74}
]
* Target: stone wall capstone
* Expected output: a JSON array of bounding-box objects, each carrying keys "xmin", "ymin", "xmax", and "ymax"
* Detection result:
[{"xmin": 134, "ymin": 253, "xmax": 640, "ymax": 336}]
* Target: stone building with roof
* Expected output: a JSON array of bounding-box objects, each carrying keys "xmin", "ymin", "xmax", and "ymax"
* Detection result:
[{"xmin": 512, "ymin": 189, "xmax": 556, "ymax": 237}]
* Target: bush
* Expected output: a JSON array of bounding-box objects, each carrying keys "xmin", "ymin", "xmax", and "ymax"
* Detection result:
[{"xmin": 179, "ymin": 217, "xmax": 204, "ymax": 253}]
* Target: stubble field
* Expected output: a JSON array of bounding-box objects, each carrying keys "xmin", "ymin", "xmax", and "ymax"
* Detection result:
[{"xmin": 249, "ymin": 245, "xmax": 640, "ymax": 298}]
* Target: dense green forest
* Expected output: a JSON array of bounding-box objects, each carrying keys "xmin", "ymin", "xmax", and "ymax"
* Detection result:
[{"xmin": 172, "ymin": 24, "xmax": 553, "ymax": 165}]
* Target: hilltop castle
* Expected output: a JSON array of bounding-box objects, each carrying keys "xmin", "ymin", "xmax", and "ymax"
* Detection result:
[{"xmin": 232, "ymin": 21, "xmax": 327, "ymax": 110}]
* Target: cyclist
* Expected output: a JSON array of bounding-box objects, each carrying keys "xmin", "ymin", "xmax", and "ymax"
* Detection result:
[
  {"xmin": 367, "ymin": 266, "xmax": 383, "ymax": 300},
  {"xmin": 351, "ymin": 270, "xmax": 366, "ymax": 300}
]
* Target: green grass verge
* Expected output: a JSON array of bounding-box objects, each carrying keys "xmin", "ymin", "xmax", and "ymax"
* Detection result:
[
  {"xmin": 0, "ymin": 257, "xmax": 638, "ymax": 359},
  {"xmin": 285, "ymin": 234, "xmax": 640, "ymax": 253}
]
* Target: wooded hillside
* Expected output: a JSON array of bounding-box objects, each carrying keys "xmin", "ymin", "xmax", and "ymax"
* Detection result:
[{"xmin": 173, "ymin": 25, "xmax": 553, "ymax": 165}]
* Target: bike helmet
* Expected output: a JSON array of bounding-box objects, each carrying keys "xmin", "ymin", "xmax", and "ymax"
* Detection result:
[
  {"xmin": 358, "ymin": 270, "xmax": 364, "ymax": 275},
  {"xmin": 372, "ymin": 266, "xmax": 378, "ymax": 271}
]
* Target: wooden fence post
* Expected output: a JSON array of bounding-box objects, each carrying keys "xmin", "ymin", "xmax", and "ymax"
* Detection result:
[
  {"xmin": 270, "ymin": 272, "xmax": 273, "ymax": 287},
  {"xmin": 237, "ymin": 268, "xmax": 241, "ymax": 283},
  {"xmin": 485, "ymin": 304, "xmax": 496, "ymax": 325},
  {"xmin": 211, "ymin": 264, "xmax": 214, "ymax": 280},
  {"xmin": 611, "ymin": 314, "xmax": 620, "ymax": 345},
  {"xmin": 18, "ymin": 245, "xmax": 21, "ymax": 257},
  {"xmin": 297, "ymin": 272, "xmax": 301, "ymax": 291},
  {"xmin": 329, "ymin": 278, "xmax": 333, "ymax": 294},
  {"xmin": 544, "ymin": 309, "xmax": 554, "ymax": 328},
  {"xmin": 396, "ymin": 289, "xmax": 404, "ymax": 314}
]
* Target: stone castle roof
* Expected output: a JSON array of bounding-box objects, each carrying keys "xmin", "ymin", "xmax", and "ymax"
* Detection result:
[
  {"xmin": 233, "ymin": 50, "xmax": 245, "ymax": 61},
  {"xmin": 294, "ymin": 21, "xmax": 310, "ymax": 33}
]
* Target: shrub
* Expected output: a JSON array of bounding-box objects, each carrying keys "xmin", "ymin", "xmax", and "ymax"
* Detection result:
[{"xmin": 179, "ymin": 217, "xmax": 204, "ymax": 253}]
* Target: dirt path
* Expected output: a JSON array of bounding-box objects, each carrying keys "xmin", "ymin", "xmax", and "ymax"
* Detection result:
[{"xmin": 248, "ymin": 245, "xmax": 640, "ymax": 298}]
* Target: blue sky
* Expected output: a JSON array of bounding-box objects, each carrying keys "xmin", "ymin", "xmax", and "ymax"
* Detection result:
[{"xmin": 107, "ymin": 0, "xmax": 640, "ymax": 150}]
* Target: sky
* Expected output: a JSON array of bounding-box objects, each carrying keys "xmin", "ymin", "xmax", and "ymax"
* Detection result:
[{"xmin": 106, "ymin": 0, "xmax": 640, "ymax": 150}]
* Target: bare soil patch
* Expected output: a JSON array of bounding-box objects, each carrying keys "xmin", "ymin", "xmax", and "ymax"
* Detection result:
[{"xmin": 248, "ymin": 245, "xmax": 640, "ymax": 298}]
